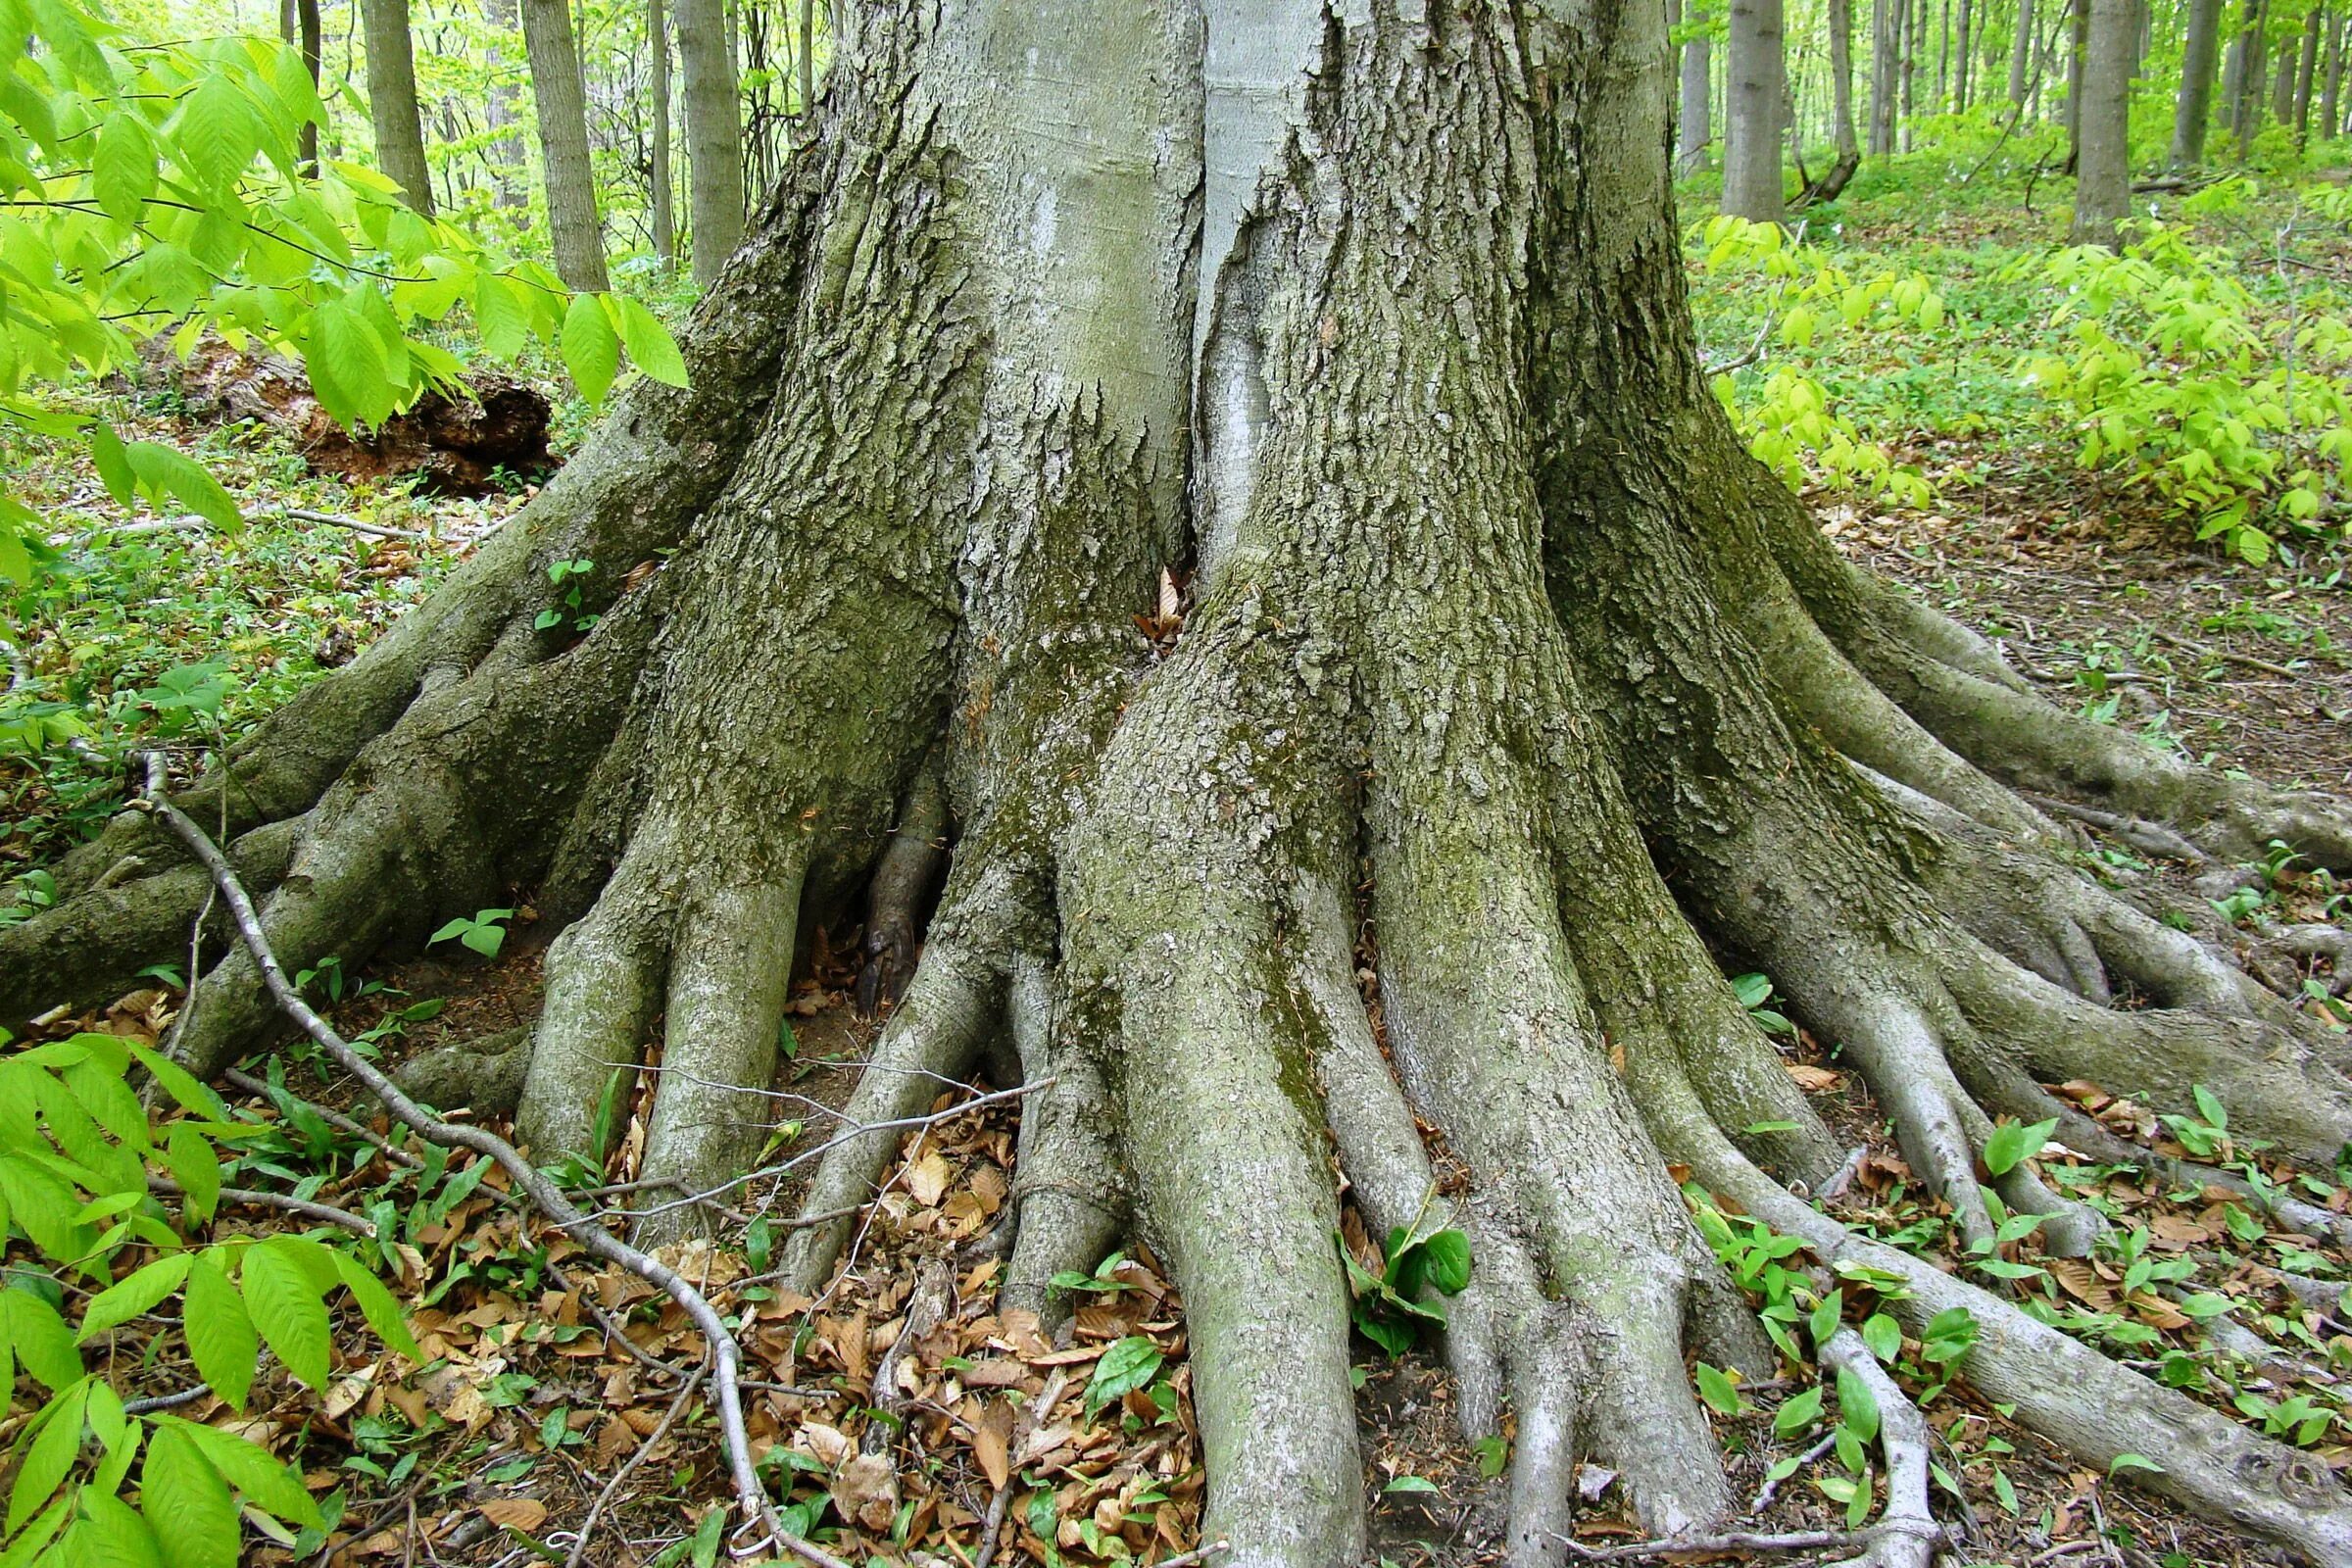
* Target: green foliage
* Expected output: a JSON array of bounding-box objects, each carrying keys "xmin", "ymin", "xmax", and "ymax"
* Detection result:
[
  {"xmin": 426, "ymin": 906, "xmax": 514, "ymax": 958},
  {"xmin": 1336, "ymin": 1224, "xmax": 1473, "ymax": 1356},
  {"xmin": 0, "ymin": 2, "xmax": 687, "ymax": 595},
  {"xmin": 2023, "ymin": 212, "xmax": 2352, "ymax": 565},
  {"xmin": 0, "ymin": 1030, "xmax": 418, "ymax": 1566}
]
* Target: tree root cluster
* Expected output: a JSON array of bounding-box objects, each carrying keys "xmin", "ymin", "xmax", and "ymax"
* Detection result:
[{"xmin": 14, "ymin": 2, "xmax": 2352, "ymax": 1566}]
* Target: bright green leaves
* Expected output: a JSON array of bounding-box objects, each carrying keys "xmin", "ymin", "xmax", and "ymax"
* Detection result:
[
  {"xmin": 1981, "ymin": 1116, "xmax": 2059, "ymax": 1177},
  {"xmin": 90, "ymin": 112, "xmax": 156, "ymax": 222},
  {"xmin": 615, "ymin": 294, "xmax": 690, "ymax": 387},
  {"xmin": 237, "ymin": 1238, "xmax": 335, "ymax": 1393},
  {"xmin": 77, "ymin": 1256, "xmax": 194, "ymax": 1345},
  {"xmin": 2, "ymin": 1287, "xmax": 85, "ymax": 1393},
  {"xmin": 136, "ymin": 1426, "xmax": 238, "ymax": 1568},
  {"xmin": 171, "ymin": 75, "xmax": 264, "ymax": 196},
  {"xmin": 302, "ymin": 301, "xmax": 400, "ymax": 429},
  {"xmin": 182, "ymin": 1253, "xmax": 258, "ymax": 1410},
  {"xmin": 1337, "ymin": 1224, "xmax": 1474, "ymax": 1356},
  {"xmin": 562, "ymin": 291, "xmax": 622, "ymax": 406},
  {"xmin": 1083, "ymin": 1337, "xmax": 1163, "ymax": 1421}
]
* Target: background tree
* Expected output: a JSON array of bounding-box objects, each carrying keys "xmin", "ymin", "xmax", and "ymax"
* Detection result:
[
  {"xmin": 677, "ymin": 0, "xmax": 747, "ymax": 284},
  {"xmin": 1681, "ymin": 0, "xmax": 1716, "ymax": 170},
  {"xmin": 361, "ymin": 0, "xmax": 435, "ymax": 213},
  {"xmin": 1728, "ymin": 0, "xmax": 1789, "ymax": 218},
  {"xmin": 2174, "ymin": 0, "xmax": 2226, "ymax": 161},
  {"xmin": 2077, "ymin": 0, "xmax": 2137, "ymax": 240},
  {"xmin": 651, "ymin": 0, "xmax": 677, "ymax": 267},
  {"xmin": 520, "ymin": 0, "xmax": 611, "ymax": 290}
]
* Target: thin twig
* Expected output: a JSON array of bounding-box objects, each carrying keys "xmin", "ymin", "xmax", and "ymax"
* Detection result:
[
  {"xmin": 563, "ymin": 1357, "xmax": 710, "ymax": 1568},
  {"xmin": 969, "ymin": 1485, "xmax": 1016, "ymax": 1568},
  {"xmin": 149, "ymin": 1173, "xmax": 377, "ymax": 1237},
  {"xmin": 1557, "ymin": 1528, "xmax": 1856, "ymax": 1561},
  {"xmin": 133, "ymin": 754, "xmax": 840, "ymax": 1568},
  {"xmin": 122, "ymin": 1383, "xmax": 212, "ymax": 1415},
  {"xmin": 1145, "ymin": 1542, "xmax": 1231, "ymax": 1568},
  {"xmin": 1748, "ymin": 1430, "xmax": 1838, "ymax": 1514}
]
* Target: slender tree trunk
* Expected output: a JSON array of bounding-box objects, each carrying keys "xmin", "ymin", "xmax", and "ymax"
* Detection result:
[
  {"xmin": 1681, "ymin": 0, "xmax": 1717, "ymax": 170},
  {"xmin": 2296, "ymin": 3, "xmax": 2323, "ymax": 137},
  {"xmin": 2066, "ymin": 0, "xmax": 2089, "ymax": 161},
  {"xmin": 1874, "ymin": 0, "xmax": 1903, "ymax": 149},
  {"xmin": 360, "ymin": 0, "xmax": 434, "ymax": 214},
  {"xmin": 2174, "ymin": 0, "xmax": 2226, "ymax": 161},
  {"xmin": 2229, "ymin": 0, "xmax": 2269, "ymax": 147},
  {"xmin": 651, "ymin": 0, "xmax": 677, "ymax": 268},
  {"xmin": 677, "ymin": 0, "xmax": 748, "ymax": 286},
  {"xmin": 1832, "ymin": 0, "xmax": 1864, "ymax": 158},
  {"xmin": 1903, "ymin": 0, "xmax": 1925, "ymax": 142},
  {"xmin": 2011, "ymin": 0, "xmax": 2038, "ymax": 99},
  {"xmin": 1938, "ymin": 0, "xmax": 1951, "ymax": 106},
  {"xmin": 1955, "ymin": 0, "xmax": 1975, "ymax": 104},
  {"xmin": 2326, "ymin": 4, "xmax": 2345, "ymax": 134},
  {"xmin": 520, "ymin": 0, "xmax": 611, "ymax": 291},
  {"xmin": 2275, "ymin": 17, "xmax": 2302, "ymax": 122},
  {"xmin": 1726, "ymin": 0, "xmax": 1789, "ymax": 219},
  {"xmin": 799, "ymin": 0, "xmax": 816, "ymax": 117},
  {"xmin": 281, "ymin": 0, "xmax": 322, "ymax": 176},
  {"xmin": 2076, "ymin": 0, "xmax": 2134, "ymax": 242}
]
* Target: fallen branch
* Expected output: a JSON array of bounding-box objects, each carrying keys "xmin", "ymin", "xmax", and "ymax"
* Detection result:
[
  {"xmin": 223, "ymin": 1065, "xmax": 425, "ymax": 1169},
  {"xmin": 149, "ymin": 1173, "xmax": 376, "ymax": 1238},
  {"xmin": 131, "ymin": 753, "xmax": 846, "ymax": 1568}
]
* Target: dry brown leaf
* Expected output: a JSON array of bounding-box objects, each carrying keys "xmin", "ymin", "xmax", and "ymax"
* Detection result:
[
  {"xmin": 907, "ymin": 1152, "xmax": 956, "ymax": 1207},
  {"xmin": 479, "ymin": 1497, "xmax": 547, "ymax": 1532},
  {"xmin": 1786, "ymin": 1063, "xmax": 1843, "ymax": 1092},
  {"xmin": 974, "ymin": 1400, "xmax": 1013, "ymax": 1491},
  {"xmin": 832, "ymin": 1453, "xmax": 902, "ymax": 1533},
  {"xmin": 2050, "ymin": 1259, "xmax": 2114, "ymax": 1308},
  {"xmin": 962, "ymin": 1358, "xmax": 1029, "ymax": 1388}
]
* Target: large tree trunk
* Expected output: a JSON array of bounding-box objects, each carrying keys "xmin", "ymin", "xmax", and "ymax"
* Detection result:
[
  {"xmin": 1680, "ymin": 0, "xmax": 1715, "ymax": 171},
  {"xmin": 2075, "ymin": 0, "xmax": 2135, "ymax": 242},
  {"xmin": 280, "ymin": 0, "xmax": 322, "ymax": 176},
  {"xmin": 1873, "ymin": 0, "xmax": 1904, "ymax": 151},
  {"xmin": 24, "ymin": 5, "xmax": 2352, "ymax": 1567},
  {"xmin": 520, "ymin": 0, "xmax": 611, "ymax": 291},
  {"xmin": 360, "ymin": 0, "xmax": 435, "ymax": 214},
  {"xmin": 2174, "ymin": 0, "xmax": 2227, "ymax": 162},
  {"xmin": 678, "ymin": 0, "xmax": 747, "ymax": 286},
  {"xmin": 2010, "ymin": 0, "xmax": 2037, "ymax": 100},
  {"xmin": 2297, "ymin": 3, "xmax": 2324, "ymax": 137}
]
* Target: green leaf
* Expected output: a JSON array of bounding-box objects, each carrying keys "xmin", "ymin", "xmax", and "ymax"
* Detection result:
[
  {"xmin": 1472, "ymin": 1435, "xmax": 1508, "ymax": 1479},
  {"xmin": 1083, "ymin": 1336, "xmax": 1163, "ymax": 1420},
  {"xmin": 139, "ymin": 1424, "xmax": 240, "ymax": 1568},
  {"xmin": 1981, "ymin": 1116, "xmax": 2058, "ymax": 1177},
  {"xmin": 615, "ymin": 295, "xmax": 689, "ymax": 387},
  {"xmin": 8, "ymin": 1380, "xmax": 90, "ymax": 1536},
  {"xmin": 160, "ymin": 1418, "xmax": 320, "ymax": 1530},
  {"xmin": 561, "ymin": 292, "xmax": 620, "ymax": 405},
  {"xmin": 183, "ymin": 1252, "xmax": 257, "ymax": 1410},
  {"xmin": 80, "ymin": 1254, "xmax": 194, "ymax": 1343},
  {"xmin": 167, "ymin": 1122, "xmax": 220, "ymax": 1230},
  {"xmin": 1414, "ymin": 1230, "xmax": 1472, "ymax": 1296},
  {"xmin": 303, "ymin": 302, "xmax": 395, "ymax": 428},
  {"xmin": 91, "ymin": 111, "xmax": 157, "ymax": 222},
  {"xmin": 1860, "ymin": 1313, "xmax": 1901, "ymax": 1362},
  {"xmin": 4, "ymin": 1286, "xmax": 87, "ymax": 1391},
  {"xmin": 330, "ymin": 1251, "xmax": 421, "ymax": 1361},
  {"xmin": 1382, "ymin": 1475, "xmax": 1440, "ymax": 1495},
  {"xmin": 173, "ymin": 75, "xmax": 261, "ymax": 193},
  {"xmin": 90, "ymin": 424, "xmax": 135, "ymax": 509},
  {"xmin": 123, "ymin": 442, "xmax": 240, "ymax": 532},
  {"xmin": 66, "ymin": 1490, "xmax": 166, "ymax": 1568},
  {"xmin": 2108, "ymin": 1451, "xmax": 2164, "ymax": 1478},
  {"xmin": 1694, "ymin": 1361, "xmax": 1744, "ymax": 1416},
  {"xmin": 2191, "ymin": 1084, "xmax": 2228, "ymax": 1133},
  {"xmin": 1773, "ymin": 1385, "xmax": 1824, "ymax": 1438},
  {"xmin": 1835, "ymin": 1365, "xmax": 1880, "ymax": 1444}
]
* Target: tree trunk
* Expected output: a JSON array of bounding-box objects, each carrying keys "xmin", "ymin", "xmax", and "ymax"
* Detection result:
[
  {"xmin": 799, "ymin": 0, "xmax": 816, "ymax": 117},
  {"xmin": 1903, "ymin": 0, "xmax": 1925, "ymax": 143},
  {"xmin": 651, "ymin": 0, "xmax": 677, "ymax": 268},
  {"xmin": 677, "ymin": 0, "xmax": 747, "ymax": 286},
  {"xmin": 482, "ymin": 0, "xmax": 529, "ymax": 212},
  {"xmin": 1873, "ymin": 0, "xmax": 1903, "ymax": 150},
  {"xmin": 1726, "ymin": 0, "xmax": 1788, "ymax": 219},
  {"xmin": 2297, "ymin": 3, "xmax": 2323, "ymax": 137},
  {"xmin": 2325, "ymin": 5, "xmax": 2344, "ymax": 135},
  {"xmin": 1955, "ymin": 0, "xmax": 1975, "ymax": 105},
  {"xmin": 2173, "ymin": 0, "xmax": 2226, "ymax": 162},
  {"xmin": 281, "ymin": 0, "xmax": 322, "ymax": 176},
  {"xmin": 2066, "ymin": 0, "xmax": 2089, "ymax": 162},
  {"xmin": 2229, "ymin": 0, "xmax": 2269, "ymax": 147},
  {"xmin": 360, "ymin": 0, "xmax": 434, "ymax": 214},
  {"xmin": 1809, "ymin": 0, "xmax": 1865, "ymax": 199},
  {"xmin": 519, "ymin": 0, "xmax": 610, "ymax": 291},
  {"xmin": 24, "ymin": 6, "xmax": 2352, "ymax": 1568},
  {"xmin": 2075, "ymin": 0, "xmax": 2135, "ymax": 242},
  {"xmin": 2011, "ymin": 0, "xmax": 2038, "ymax": 100},
  {"xmin": 2275, "ymin": 18, "xmax": 2302, "ymax": 122},
  {"xmin": 1680, "ymin": 0, "xmax": 1717, "ymax": 171}
]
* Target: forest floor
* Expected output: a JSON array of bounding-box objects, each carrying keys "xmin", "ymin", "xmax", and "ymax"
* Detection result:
[{"xmin": 8, "ymin": 305, "xmax": 2352, "ymax": 1568}]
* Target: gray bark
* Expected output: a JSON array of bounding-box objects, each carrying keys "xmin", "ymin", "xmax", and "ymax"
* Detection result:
[
  {"xmin": 482, "ymin": 0, "xmax": 528, "ymax": 211},
  {"xmin": 1680, "ymin": 0, "xmax": 1715, "ymax": 171},
  {"xmin": 2174, "ymin": 0, "xmax": 2226, "ymax": 162},
  {"xmin": 280, "ymin": 0, "xmax": 321, "ymax": 176},
  {"xmin": 519, "ymin": 0, "xmax": 611, "ymax": 290},
  {"xmin": 2326, "ymin": 5, "xmax": 2344, "ymax": 134},
  {"xmin": 678, "ymin": 0, "xmax": 746, "ymax": 286},
  {"xmin": 1955, "ymin": 0, "xmax": 1975, "ymax": 104},
  {"xmin": 2298, "ymin": 3, "xmax": 2324, "ymax": 137},
  {"xmin": 1725, "ymin": 0, "xmax": 1788, "ymax": 219},
  {"xmin": 2075, "ymin": 0, "xmax": 2135, "ymax": 243},
  {"xmin": 2010, "ymin": 0, "xmax": 2037, "ymax": 100},
  {"xmin": 360, "ymin": 0, "xmax": 434, "ymax": 214},
  {"xmin": 1872, "ymin": 0, "xmax": 1903, "ymax": 151},
  {"xmin": 2228, "ymin": 0, "xmax": 2268, "ymax": 147}
]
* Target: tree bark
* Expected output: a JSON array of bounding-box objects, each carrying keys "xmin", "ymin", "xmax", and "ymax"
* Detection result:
[
  {"xmin": 1808, "ymin": 0, "xmax": 1864, "ymax": 199},
  {"xmin": 1726, "ymin": 0, "xmax": 1788, "ymax": 219},
  {"xmin": 360, "ymin": 0, "xmax": 435, "ymax": 214},
  {"xmin": 677, "ymin": 0, "xmax": 747, "ymax": 285},
  {"xmin": 519, "ymin": 0, "xmax": 611, "ymax": 291},
  {"xmin": 1873, "ymin": 0, "xmax": 1903, "ymax": 150},
  {"xmin": 651, "ymin": 0, "xmax": 677, "ymax": 267},
  {"xmin": 2325, "ymin": 5, "xmax": 2344, "ymax": 135},
  {"xmin": 24, "ymin": 6, "xmax": 2352, "ymax": 1568},
  {"xmin": 799, "ymin": 0, "xmax": 817, "ymax": 118},
  {"xmin": 1680, "ymin": 0, "xmax": 1716, "ymax": 172},
  {"xmin": 2228, "ymin": 0, "xmax": 2269, "ymax": 148},
  {"xmin": 1955, "ymin": 0, "xmax": 1975, "ymax": 104},
  {"xmin": 482, "ymin": 0, "xmax": 529, "ymax": 212},
  {"xmin": 2075, "ymin": 0, "xmax": 2135, "ymax": 243},
  {"xmin": 2297, "ymin": 2, "xmax": 2324, "ymax": 138},
  {"xmin": 280, "ymin": 0, "xmax": 322, "ymax": 176},
  {"xmin": 2011, "ymin": 0, "xmax": 2038, "ymax": 100},
  {"xmin": 2173, "ymin": 0, "xmax": 2226, "ymax": 161}
]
